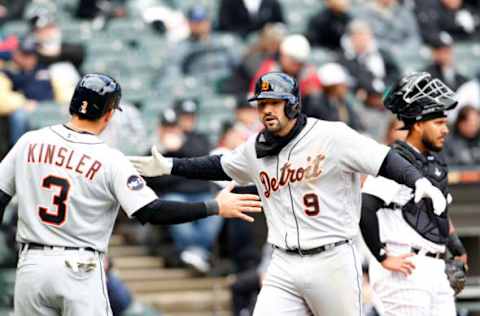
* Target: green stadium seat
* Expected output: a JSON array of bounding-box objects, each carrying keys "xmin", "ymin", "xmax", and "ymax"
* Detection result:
[
  {"xmin": 1, "ymin": 21, "xmax": 28, "ymax": 37},
  {"xmin": 28, "ymin": 102, "xmax": 69, "ymax": 130},
  {"xmin": 310, "ymin": 48, "xmax": 337, "ymax": 67}
]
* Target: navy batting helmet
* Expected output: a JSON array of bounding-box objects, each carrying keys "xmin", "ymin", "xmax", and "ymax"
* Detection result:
[
  {"xmin": 248, "ymin": 72, "xmax": 301, "ymax": 119},
  {"xmin": 383, "ymin": 72, "xmax": 457, "ymax": 128},
  {"xmin": 69, "ymin": 73, "xmax": 122, "ymax": 120}
]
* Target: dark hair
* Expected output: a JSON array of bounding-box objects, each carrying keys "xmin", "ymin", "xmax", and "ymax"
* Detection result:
[{"xmin": 454, "ymin": 105, "xmax": 478, "ymax": 134}]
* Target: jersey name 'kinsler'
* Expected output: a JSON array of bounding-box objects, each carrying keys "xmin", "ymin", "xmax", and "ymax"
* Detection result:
[
  {"xmin": 221, "ymin": 118, "xmax": 390, "ymax": 250},
  {"xmin": 26, "ymin": 142, "xmax": 102, "ymax": 181}
]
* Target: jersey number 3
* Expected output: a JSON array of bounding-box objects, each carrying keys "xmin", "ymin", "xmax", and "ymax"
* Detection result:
[
  {"xmin": 303, "ymin": 193, "xmax": 320, "ymax": 216},
  {"xmin": 38, "ymin": 175, "xmax": 71, "ymax": 226}
]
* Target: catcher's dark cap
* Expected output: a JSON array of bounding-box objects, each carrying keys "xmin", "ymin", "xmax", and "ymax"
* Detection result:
[
  {"xmin": 17, "ymin": 36, "xmax": 39, "ymax": 55},
  {"xmin": 187, "ymin": 5, "xmax": 209, "ymax": 22},
  {"xmin": 159, "ymin": 108, "xmax": 178, "ymax": 126},
  {"xmin": 429, "ymin": 32, "xmax": 453, "ymax": 49},
  {"xmin": 174, "ymin": 98, "xmax": 199, "ymax": 115}
]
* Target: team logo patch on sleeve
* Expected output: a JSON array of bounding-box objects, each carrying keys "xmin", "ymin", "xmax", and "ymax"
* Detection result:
[{"xmin": 127, "ymin": 175, "xmax": 145, "ymax": 190}]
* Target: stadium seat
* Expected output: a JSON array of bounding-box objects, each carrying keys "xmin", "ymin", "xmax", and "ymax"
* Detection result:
[
  {"xmin": 1, "ymin": 21, "xmax": 28, "ymax": 37},
  {"xmin": 28, "ymin": 102, "xmax": 69, "ymax": 130}
]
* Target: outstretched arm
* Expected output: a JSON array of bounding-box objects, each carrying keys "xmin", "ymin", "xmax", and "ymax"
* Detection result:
[
  {"xmin": 378, "ymin": 150, "xmax": 446, "ymax": 215},
  {"xmin": 171, "ymin": 155, "xmax": 231, "ymax": 180},
  {"xmin": 129, "ymin": 147, "xmax": 231, "ymax": 180},
  {"xmin": 377, "ymin": 150, "xmax": 422, "ymax": 188},
  {"xmin": 132, "ymin": 182, "xmax": 261, "ymax": 225}
]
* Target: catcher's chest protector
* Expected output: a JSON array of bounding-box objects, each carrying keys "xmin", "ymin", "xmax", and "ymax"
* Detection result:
[{"xmin": 392, "ymin": 141, "xmax": 450, "ymax": 245}]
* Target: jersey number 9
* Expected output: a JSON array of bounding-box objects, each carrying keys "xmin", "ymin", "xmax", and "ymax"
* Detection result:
[
  {"xmin": 303, "ymin": 193, "xmax": 320, "ymax": 216},
  {"xmin": 38, "ymin": 175, "xmax": 71, "ymax": 226}
]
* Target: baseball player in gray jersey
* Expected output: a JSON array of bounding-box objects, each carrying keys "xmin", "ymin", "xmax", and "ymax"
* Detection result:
[
  {"xmin": 0, "ymin": 73, "xmax": 262, "ymax": 316},
  {"xmin": 130, "ymin": 72, "xmax": 447, "ymax": 316}
]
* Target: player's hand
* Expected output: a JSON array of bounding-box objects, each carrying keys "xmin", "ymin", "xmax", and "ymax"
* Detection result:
[
  {"xmin": 414, "ymin": 178, "xmax": 446, "ymax": 215},
  {"xmin": 381, "ymin": 253, "xmax": 416, "ymax": 276},
  {"xmin": 216, "ymin": 182, "xmax": 262, "ymax": 223},
  {"xmin": 128, "ymin": 146, "xmax": 172, "ymax": 177}
]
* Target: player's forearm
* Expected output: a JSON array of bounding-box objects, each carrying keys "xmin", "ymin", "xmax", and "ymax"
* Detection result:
[
  {"xmin": 0, "ymin": 189, "xmax": 12, "ymax": 223},
  {"xmin": 378, "ymin": 150, "xmax": 422, "ymax": 188},
  {"xmin": 360, "ymin": 193, "xmax": 386, "ymax": 262},
  {"xmin": 172, "ymin": 155, "xmax": 232, "ymax": 181},
  {"xmin": 447, "ymin": 231, "xmax": 467, "ymax": 257},
  {"xmin": 132, "ymin": 198, "xmax": 218, "ymax": 225}
]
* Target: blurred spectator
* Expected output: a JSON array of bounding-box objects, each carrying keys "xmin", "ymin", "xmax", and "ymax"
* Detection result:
[
  {"xmin": 210, "ymin": 121, "xmax": 260, "ymax": 274},
  {"xmin": 250, "ymin": 34, "xmax": 321, "ymax": 99},
  {"xmin": 229, "ymin": 244, "xmax": 273, "ymax": 316},
  {"xmin": 234, "ymin": 23, "xmax": 287, "ymax": 93},
  {"xmin": 305, "ymin": 0, "xmax": 352, "ymax": 50},
  {"xmin": 159, "ymin": 5, "xmax": 238, "ymax": 91},
  {"xmin": 173, "ymin": 97, "xmax": 211, "ymax": 152},
  {"xmin": 0, "ymin": 37, "xmax": 53, "ymax": 145},
  {"xmin": 303, "ymin": 62, "xmax": 364, "ymax": 131},
  {"xmin": 28, "ymin": 8, "xmax": 86, "ymax": 71},
  {"xmin": 415, "ymin": 0, "xmax": 476, "ymax": 42},
  {"xmin": 75, "ymin": 0, "xmax": 126, "ymax": 20},
  {"xmin": 233, "ymin": 96, "xmax": 262, "ymax": 141},
  {"xmin": 444, "ymin": 105, "xmax": 480, "ymax": 165},
  {"xmin": 0, "ymin": 0, "xmax": 28, "ymax": 25},
  {"xmin": 384, "ymin": 117, "xmax": 408, "ymax": 145},
  {"xmin": 104, "ymin": 257, "xmax": 133, "ymax": 316},
  {"xmin": 100, "ymin": 102, "xmax": 150, "ymax": 155},
  {"xmin": 146, "ymin": 108, "xmax": 220, "ymax": 274},
  {"xmin": 217, "ymin": 0, "xmax": 284, "ymax": 37},
  {"xmin": 423, "ymin": 31, "xmax": 468, "ymax": 91},
  {"xmin": 456, "ymin": 72, "xmax": 480, "ymax": 121},
  {"xmin": 356, "ymin": 80, "xmax": 393, "ymax": 141},
  {"xmin": 354, "ymin": 0, "xmax": 421, "ymax": 52},
  {"xmin": 339, "ymin": 19, "xmax": 401, "ymax": 95}
]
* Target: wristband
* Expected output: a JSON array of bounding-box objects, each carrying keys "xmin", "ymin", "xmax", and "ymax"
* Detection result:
[{"xmin": 205, "ymin": 200, "xmax": 219, "ymax": 216}]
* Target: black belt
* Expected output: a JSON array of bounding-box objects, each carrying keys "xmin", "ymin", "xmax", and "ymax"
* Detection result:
[
  {"xmin": 411, "ymin": 247, "xmax": 446, "ymax": 259},
  {"xmin": 274, "ymin": 240, "xmax": 350, "ymax": 256},
  {"xmin": 22, "ymin": 242, "xmax": 97, "ymax": 253}
]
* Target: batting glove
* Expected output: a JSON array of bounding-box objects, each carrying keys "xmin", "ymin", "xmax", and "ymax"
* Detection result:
[
  {"xmin": 414, "ymin": 178, "xmax": 446, "ymax": 215},
  {"xmin": 128, "ymin": 146, "xmax": 173, "ymax": 177}
]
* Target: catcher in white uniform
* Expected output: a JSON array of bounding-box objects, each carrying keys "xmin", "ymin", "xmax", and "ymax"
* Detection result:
[
  {"xmin": 360, "ymin": 72, "xmax": 468, "ymax": 316},
  {"xmin": 130, "ymin": 72, "xmax": 447, "ymax": 316},
  {"xmin": 0, "ymin": 74, "xmax": 262, "ymax": 316}
]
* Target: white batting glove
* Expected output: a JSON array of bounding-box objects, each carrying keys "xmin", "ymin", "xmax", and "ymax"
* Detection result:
[
  {"xmin": 128, "ymin": 146, "xmax": 173, "ymax": 177},
  {"xmin": 414, "ymin": 178, "xmax": 446, "ymax": 216}
]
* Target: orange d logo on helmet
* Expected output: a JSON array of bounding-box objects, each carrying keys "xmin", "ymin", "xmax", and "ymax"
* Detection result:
[{"xmin": 261, "ymin": 80, "xmax": 270, "ymax": 91}]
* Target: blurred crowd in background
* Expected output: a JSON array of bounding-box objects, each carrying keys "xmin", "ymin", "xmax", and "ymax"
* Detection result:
[{"xmin": 0, "ymin": 0, "xmax": 480, "ymax": 315}]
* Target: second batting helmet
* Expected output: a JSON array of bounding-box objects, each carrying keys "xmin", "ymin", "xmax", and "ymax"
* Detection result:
[
  {"xmin": 383, "ymin": 72, "xmax": 457, "ymax": 128},
  {"xmin": 248, "ymin": 72, "xmax": 301, "ymax": 119},
  {"xmin": 69, "ymin": 73, "xmax": 122, "ymax": 120}
]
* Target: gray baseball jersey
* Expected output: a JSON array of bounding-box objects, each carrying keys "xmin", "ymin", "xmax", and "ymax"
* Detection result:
[
  {"xmin": 221, "ymin": 118, "xmax": 390, "ymax": 250},
  {"xmin": 0, "ymin": 124, "xmax": 157, "ymax": 252}
]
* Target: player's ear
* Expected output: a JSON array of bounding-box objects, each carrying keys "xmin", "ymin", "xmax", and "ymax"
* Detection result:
[{"xmin": 412, "ymin": 121, "xmax": 423, "ymax": 135}]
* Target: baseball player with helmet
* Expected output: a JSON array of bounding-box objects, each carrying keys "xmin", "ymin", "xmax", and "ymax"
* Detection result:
[
  {"xmin": 360, "ymin": 72, "xmax": 468, "ymax": 316},
  {"xmin": 0, "ymin": 73, "xmax": 262, "ymax": 316},
  {"xmin": 130, "ymin": 71, "xmax": 447, "ymax": 316}
]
